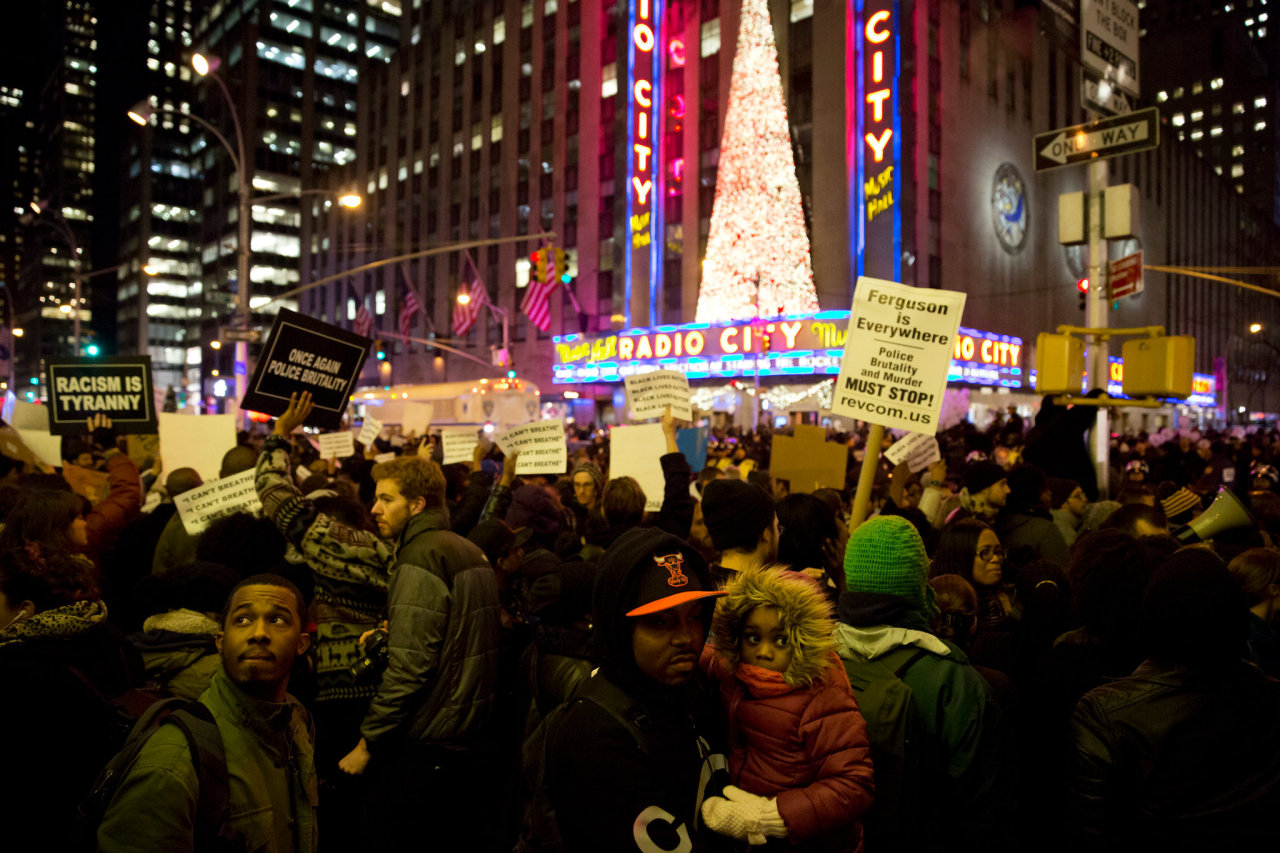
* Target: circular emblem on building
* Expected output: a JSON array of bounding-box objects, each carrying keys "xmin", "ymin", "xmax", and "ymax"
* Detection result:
[{"xmin": 990, "ymin": 163, "xmax": 1028, "ymax": 254}]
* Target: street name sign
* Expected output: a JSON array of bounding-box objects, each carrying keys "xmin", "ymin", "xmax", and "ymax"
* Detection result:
[
  {"xmin": 1108, "ymin": 251, "xmax": 1144, "ymax": 299},
  {"xmin": 1081, "ymin": 66, "xmax": 1134, "ymax": 117},
  {"xmin": 1081, "ymin": 0, "xmax": 1139, "ymax": 98},
  {"xmin": 221, "ymin": 328, "xmax": 263, "ymax": 343},
  {"xmin": 1034, "ymin": 107, "xmax": 1159, "ymax": 172}
]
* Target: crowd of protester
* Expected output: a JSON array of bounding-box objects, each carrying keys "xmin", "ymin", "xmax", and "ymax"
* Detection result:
[{"xmin": 2, "ymin": 393, "xmax": 1280, "ymax": 851}]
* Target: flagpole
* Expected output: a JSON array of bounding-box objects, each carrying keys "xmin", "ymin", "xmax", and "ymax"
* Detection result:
[{"xmin": 464, "ymin": 249, "xmax": 511, "ymax": 369}]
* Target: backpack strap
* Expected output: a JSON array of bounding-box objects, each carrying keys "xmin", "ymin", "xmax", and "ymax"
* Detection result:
[
  {"xmin": 878, "ymin": 646, "xmax": 928, "ymax": 679},
  {"xmin": 573, "ymin": 676, "xmax": 660, "ymax": 756},
  {"xmin": 160, "ymin": 703, "xmax": 232, "ymax": 853}
]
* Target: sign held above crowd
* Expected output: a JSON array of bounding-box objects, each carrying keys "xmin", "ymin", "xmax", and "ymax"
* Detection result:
[
  {"xmin": 46, "ymin": 356, "xmax": 157, "ymax": 436},
  {"xmin": 240, "ymin": 309, "xmax": 371, "ymax": 430},
  {"xmin": 497, "ymin": 418, "xmax": 567, "ymax": 475},
  {"xmin": 625, "ymin": 369, "xmax": 693, "ymax": 421}
]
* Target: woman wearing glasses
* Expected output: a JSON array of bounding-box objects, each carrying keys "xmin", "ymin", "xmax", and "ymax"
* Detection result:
[{"xmin": 931, "ymin": 519, "xmax": 1021, "ymax": 673}]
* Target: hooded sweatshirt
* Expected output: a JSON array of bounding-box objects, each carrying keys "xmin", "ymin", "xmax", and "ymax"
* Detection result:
[
  {"xmin": 705, "ymin": 567, "xmax": 875, "ymax": 852},
  {"xmin": 546, "ymin": 528, "xmax": 729, "ymax": 853}
]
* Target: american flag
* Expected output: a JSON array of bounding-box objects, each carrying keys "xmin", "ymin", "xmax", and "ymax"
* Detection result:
[
  {"xmin": 353, "ymin": 305, "xmax": 373, "ymax": 338},
  {"xmin": 452, "ymin": 274, "xmax": 490, "ymax": 336},
  {"xmin": 399, "ymin": 287, "xmax": 423, "ymax": 339},
  {"xmin": 521, "ymin": 252, "xmax": 561, "ymax": 331}
]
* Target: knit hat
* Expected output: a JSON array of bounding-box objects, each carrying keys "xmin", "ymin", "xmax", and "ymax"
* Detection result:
[
  {"xmin": 1160, "ymin": 487, "xmax": 1202, "ymax": 523},
  {"xmin": 964, "ymin": 461, "xmax": 1007, "ymax": 495},
  {"xmin": 701, "ymin": 479, "xmax": 776, "ymax": 553},
  {"xmin": 1046, "ymin": 477, "xmax": 1080, "ymax": 509},
  {"xmin": 506, "ymin": 485, "xmax": 562, "ymax": 549},
  {"xmin": 1080, "ymin": 499, "xmax": 1122, "ymax": 533},
  {"xmin": 572, "ymin": 462, "xmax": 604, "ymax": 491},
  {"xmin": 843, "ymin": 515, "xmax": 931, "ymax": 614}
]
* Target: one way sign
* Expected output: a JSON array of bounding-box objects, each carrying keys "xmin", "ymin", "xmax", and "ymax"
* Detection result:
[{"xmin": 1034, "ymin": 107, "xmax": 1160, "ymax": 172}]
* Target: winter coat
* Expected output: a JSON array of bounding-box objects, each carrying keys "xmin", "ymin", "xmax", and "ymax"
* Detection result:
[
  {"xmin": 128, "ymin": 608, "xmax": 221, "ymax": 701},
  {"xmin": 359, "ymin": 506, "xmax": 501, "ymax": 752},
  {"xmin": 0, "ymin": 599, "xmax": 141, "ymax": 850},
  {"xmin": 256, "ymin": 434, "xmax": 391, "ymax": 703},
  {"xmin": 151, "ymin": 511, "xmax": 198, "ymax": 576},
  {"xmin": 835, "ymin": 592, "xmax": 1017, "ymax": 852},
  {"xmin": 84, "ymin": 450, "xmax": 144, "ymax": 559},
  {"xmin": 1067, "ymin": 660, "xmax": 1280, "ymax": 850},
  {"xmin": 98, "ymin": 666, "xmax": 319, "ymax": 853},
  {"xmin": 546, "ymin": 530, "xmax": 729, "ymax": 853},
  {"xmin": 1049, "ymin": 507, "xmax": 1080, "ymax": 547},
  {"xmin": 705, "ymin": 568, "xmax": 874, "ymax": 851},
  {"xmin": 995, "ymin": 505, "xmax": 1071, "ymax": 568}
]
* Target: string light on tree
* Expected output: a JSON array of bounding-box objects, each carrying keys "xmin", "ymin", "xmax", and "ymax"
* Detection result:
[{"xmin": 696, "ymin": 0, "xmax": 819, "ymax": 322}]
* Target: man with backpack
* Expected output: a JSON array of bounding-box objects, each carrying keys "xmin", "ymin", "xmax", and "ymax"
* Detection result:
[
  {"xmin": 96, "ymin": 574, "xmax": 318, "ymax": 853},
  {"xmin": 835, "ymin": 516, "xmax": 1016, "ymax": 852}
]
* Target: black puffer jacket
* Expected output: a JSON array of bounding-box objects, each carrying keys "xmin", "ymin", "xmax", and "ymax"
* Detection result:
[
  {"xmin": 360, "ymin": 507, "xmax": 501, "ymax": 751},
  {"xmin": 1067, "ymin": 660, "xmax": 1280, "ymax": 850}
]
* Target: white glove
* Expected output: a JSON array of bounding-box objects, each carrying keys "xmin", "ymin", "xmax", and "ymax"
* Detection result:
[{"xmin": 701, "ymin": 785, "xmax": 788, "ymax": 845}]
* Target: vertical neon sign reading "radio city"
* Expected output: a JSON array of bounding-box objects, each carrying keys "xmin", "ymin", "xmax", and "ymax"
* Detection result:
[
  {"xmin": 847, "ymin": 0, "xmax": 901, "ymax": 282},
  {"xmin": 624, "ymin": 0, "xmax": 664, "ymax": 325}
]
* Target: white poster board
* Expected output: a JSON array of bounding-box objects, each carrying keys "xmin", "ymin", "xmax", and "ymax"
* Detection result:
[
  {"xmin": 11, "ymin": 400, "xmax": 51, "ymax": 431},
  {"xmin": 357, "ymin": 415, "xmax": 383, "ymax": 447},
  {"xmin": 173, "ymin": 470, "xmax": 262, "ymax": 536},
  {"xmin": 15, "ymin": 429, "xmax": 63, "ymax": 467},
  {"xmin": 441, "ymin": 428, "xmax": 481, "ymax": 465},
  {"xmin": 317, "ymin": 431, "xmax": 355, "ymax": 460},
  {"xmin": 625, "ymin": 370, "xmax": 693, "ymax": 421},
  {"xmin": 830, "ymin": 277, "xmax": 966, "ymax": 435},
  {"xmin": 608, "ymin": 423, "xmax": 666, "ymax": 511},
  {"xmin": 400, "ymin": 402, "xmax": 434, "ymax": 435},
  {"xmin": 883, "ymin": 431, "xmax": 942, "ymax": 473},
  {"xmin": 374, "ymin": 452, "xmax": 396, "ymax": 463},
  {"xmin": 497, "ymin": 418, "xmax": 567, "ymax": 476},
  {"xmin": 157, "ymin": 413, "xmax": 239, "ymax": 483}
]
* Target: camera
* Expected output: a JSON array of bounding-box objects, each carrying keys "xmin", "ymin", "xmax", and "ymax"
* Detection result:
[{"xmin": 349, "ymin": 627, "xmax": 390, "ymax": 680}]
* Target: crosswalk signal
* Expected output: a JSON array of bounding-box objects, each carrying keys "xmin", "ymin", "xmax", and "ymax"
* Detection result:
[
  {"xmin": 374, "ymin": 339, "xmax": 386, "ymax": 360},
  {"xmin": 1077, "ymin": 278, "xmax": 1089, "ymax": 311}
]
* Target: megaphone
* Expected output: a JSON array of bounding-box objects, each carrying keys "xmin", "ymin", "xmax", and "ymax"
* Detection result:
[{"xmin": 1173, "ymin": 487, "xmax": 1256, "ymax": 543}]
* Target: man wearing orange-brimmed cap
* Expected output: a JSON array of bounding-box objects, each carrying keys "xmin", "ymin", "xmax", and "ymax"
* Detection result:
[{"xmin": 546, "ymin": 527, "xmax": 729, "ymax": 852}]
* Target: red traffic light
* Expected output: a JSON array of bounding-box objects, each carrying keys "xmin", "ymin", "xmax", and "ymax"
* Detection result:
[{"xmin": 1076, "ymin": 277, "xmax": 1090, "ymax": 294}]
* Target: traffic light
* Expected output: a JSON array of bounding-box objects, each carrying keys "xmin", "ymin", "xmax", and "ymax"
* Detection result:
[
  {"xmin": 550, "ymin": 248, "xmax": 570, "ymax": 284},
  {"xmin": 1077, "ymin": 277, "xmax": 1089, "ymax": 311},
  {"xmin": 760, "ymin": 332, "xmax": 771, "ymax": 353},
  {"xmin": 531, "ymin": 249, "xmax": 548, "ymax": 285},
  {"xmin": 374, "ymin": 339, "xmax": 386, "ymax": 360}
]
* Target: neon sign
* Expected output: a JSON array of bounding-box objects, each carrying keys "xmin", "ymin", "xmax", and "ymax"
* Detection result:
[
  {"xmin": 625, "ymin": 0, "xmax": 664, "ymax": 325},
  {"xmin": 849, "ymin": 0, "xmax": 902, "ymax": 282},
  {"xmin": 553, "ymin": 313, "xmax": 1025, "ymax": 388},
  {"xmin": 1103, "ymin": 357, "xmax": 1217, "ymax": 408}
]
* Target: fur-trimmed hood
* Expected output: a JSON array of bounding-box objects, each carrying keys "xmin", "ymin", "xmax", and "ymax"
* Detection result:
[{"xmin": 710, "ymin": 565, "xmax": 835, "ymax": 687}]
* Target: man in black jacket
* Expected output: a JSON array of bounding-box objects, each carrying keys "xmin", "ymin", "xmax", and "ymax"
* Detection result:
[
  {"xmin": 547, "ymin": 527, "xmax": 729, "ymax": 852},
  {"xmin": 337, "ymin": 451, "xmax": 501, "ymax": 849}
]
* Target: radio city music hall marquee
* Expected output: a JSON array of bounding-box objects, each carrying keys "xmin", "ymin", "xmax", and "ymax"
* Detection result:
[{"xmin": 552, "ymin": 312, "xmax": 1025, "ymax": 388}]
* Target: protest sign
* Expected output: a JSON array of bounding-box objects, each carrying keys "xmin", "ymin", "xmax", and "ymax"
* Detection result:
[
  {"xmin": 157, "ymin": 413, "xmax": 238, "ymax": 483},
  {"xmin": 497, "ymin": 418, "xmax": 567, "ymax": 475},
  {"xmin": 625, "ymin": 370, "xmax": 693, "ymax": 421},
  {"xmin": 0, "ymin": 426, "xmax": 51, "ymax": 470},
  {"xmin": 374, "ymin": 452, "xmax": 396, "ymax": 463},
  {"xmin": 770, "ymin": 425, "xmax": 847, "ymax": 493},
  {"xmin": 240, "ymin": 308, "xmax": 371, "ymax": 430},
  {"xmin": 46, "ymin": 356, "xmax": 156, "ymax": 435},
  {"xmin": 11, "ymin": 400, "xmax": 50, "ymax": 431},
  {"xmin": 318, "ymin": 431, "xmax": 355, "ymax": 460},
  {"xmin": 401, "ymin": 402, "xmax": 434, "ymax": 435},
  {"xmin": 357, "ymin": 415, "xmax": 383, "ymax": 448},
  {"xmin": 883, "ymin": 431, "xmax": 942, "ymax": 473},
  {"xmin": 63, "ymin": 463, "xmax": 111, "ymax": 506},
  {"xmin": 174, "ymin": 470, "xmax": 262, "ymax": 536},
  {"xmin": 441, "ymin": 428, "xmax": 481, "ymax": 465},
  {"xmin": 676, "ymin": 426, "xmax": 709, "ymax": 472},
  {"xmin": 15, "ymin": 429, "xmax": 63, "ymax": 468},
  {"xmin": 831, "ymin": 277, "xmax": 966, "ymax": 435},
  {"xmin": 608, "ymin": 424, "xmax": 666, "ymax": 511}
]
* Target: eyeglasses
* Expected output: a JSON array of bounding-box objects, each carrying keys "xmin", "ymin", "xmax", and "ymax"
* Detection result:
[{"xmin": 978, "ymin": 546, "xmax": 1005, "ymax": 562}]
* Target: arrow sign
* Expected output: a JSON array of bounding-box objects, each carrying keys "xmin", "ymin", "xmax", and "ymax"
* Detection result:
[
  {"xmin": 1034, "ymin": 107, "xmax": 1159, "ymax": 172},
  {"xmin": 1108, "ymin": 250, "xmax": 1143, "ymax": 300}
]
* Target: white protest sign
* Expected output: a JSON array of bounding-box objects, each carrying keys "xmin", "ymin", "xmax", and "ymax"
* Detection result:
[
  {"xmin": 625, "ymin": 370, "xmax": 693, "ymax": 421},
  {"xmin": 15, "ymin": 429, "xmax": 63, "ymax": 468},
  {"xmin": 374, "ymin": 452, "xmax": 396, "ymax": 463},
  {"xmin": 608, "ymin": 424, "xmax": 666, "ymax": 511},
  {"xmin": 497, "ymin": 417, "xmax": 567, "ymax": 476},
  {"xmin": 158, "ymin": 413, "xmax": 239, "ymax": 483},
  {"xmin": 318, "ymin": 431, "xmax": 355, "ymax": 460},
  {"xmin": 883, "ymin": 431, "xmax": 942, "ymax": 473},
  {"xmin": 831, "ymin": 277, "xmax": 966, "ymax": 435},
  {"xmin": 11, "ymin": 400, "xmax": 50, "ymax": 431},
  {"xmin": 441, "ymin": 428, "xmax": 481, "ymax": 465},
  {"xmin": 357, "ymin": 415, "xmax": 383, "ymax": 447},
  {"xmin": 174, "ymin": 470, "xmax": 262, "ymax": 536},
  {"xmin": 401, "ymin": 402, "xmax": 433, "ymax": 435}
]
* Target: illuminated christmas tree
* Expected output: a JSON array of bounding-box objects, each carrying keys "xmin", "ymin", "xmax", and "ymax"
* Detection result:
[{"xmin": 695, "ymin": 0, "xmax": 818, "ymax": 321}]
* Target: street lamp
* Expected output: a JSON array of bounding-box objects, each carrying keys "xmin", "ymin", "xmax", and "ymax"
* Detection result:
[{"xmin": 1250, "ymin": 322, "xmax": 1263, "ymax": 334}]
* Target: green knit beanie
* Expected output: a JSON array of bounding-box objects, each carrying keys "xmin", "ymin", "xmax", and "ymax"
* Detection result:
[{"xmin": 844, "ymin": 515, "xmax": 931, "ymax": 613}]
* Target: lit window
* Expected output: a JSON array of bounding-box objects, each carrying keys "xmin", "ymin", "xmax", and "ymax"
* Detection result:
[
  {"xmin": 1190, "ymin": 129, "xmax": 1204, "ymax": 140},
  {"xmin": 1257, "ymin": 120, "xmax": 1268, "ymax": 131},
  {"xmin": 1191, "ymin": 110, "xmax": 1203, "ymax": 121},
  {"xmin": 1211, "ymin": 77, "xmax": 1224, "ymax": 89},
  {"xmin": 1233, "ymin": 144, "xmax": 1245, "ymax": 156},
  {"xmin": 1173, "ymin": 86, "xmax": 1184, "ymax": 98},
  {"xmin": 1234, "ymin": 102, "xmax": 1246, "ymax": 114},
  {"xmin": 1256, "ymin": 96, "xmax": 1269, "ymax": 108},
  {"xmin": 1232, "ymin": 164, "xmax": 1245, "ymax": 178},
  {"xmin": 494, "ymin": 15, "xmax": 505, "ymax": 44},
  {"xmin": 601, "ymin": 65, "xmax": 617, "ymax": 98},
  {"xmin": 1156, "ymin": 90, "xmax": 1168, "ymax": 102},
  {"xmin": 701, "ymin": 19, "xmax": 720, "ymax": 57},
  {"xmin": 1210, "ymin": 126, "xmax": 1223, "ymax": 136},
  {"xmin": 790, "ymin": 0, "xmax": 813, "ymax": 21},
  {"xmin": 1172, "ymin": 113, "xmax": 1185, "ymax": 126},
  {"xmin": 1192, "ymin": 81, "xmax": 1204, "ymax": 95}
]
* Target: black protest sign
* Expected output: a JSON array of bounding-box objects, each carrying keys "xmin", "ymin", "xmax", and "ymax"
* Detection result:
[
  {"xmin": 46, "ymin": 356, "xmax": 156, "ymax": 436},
  {"xmin": 240, "ymin": 308, "xmax": 371, "ymax": 430}
]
